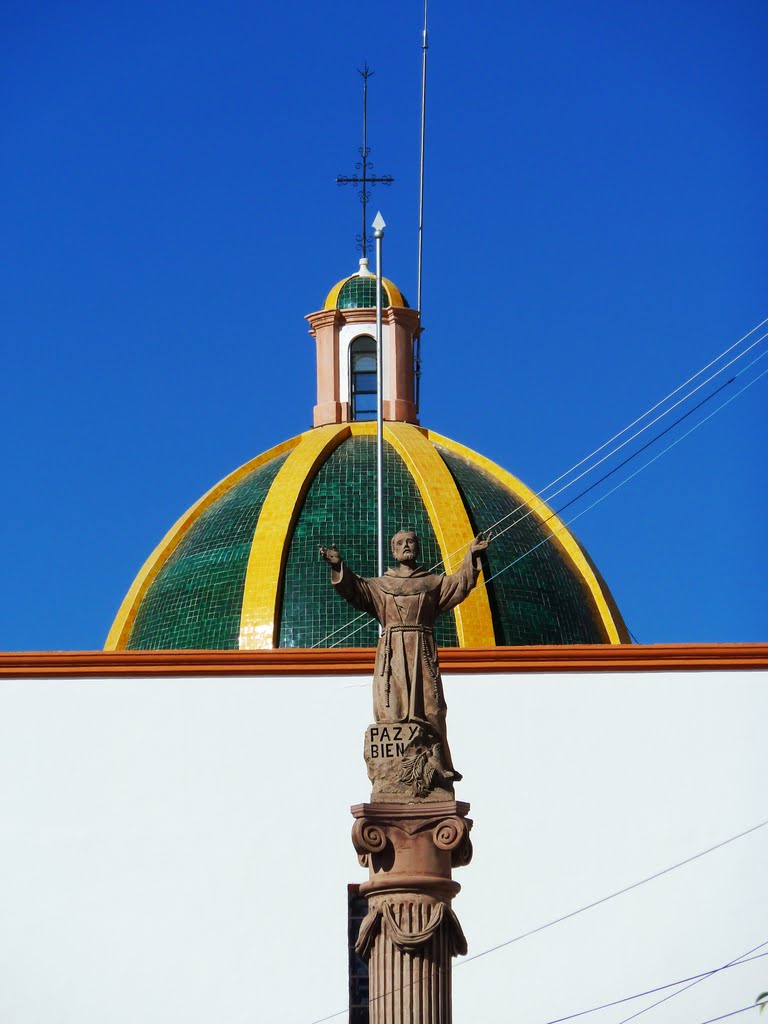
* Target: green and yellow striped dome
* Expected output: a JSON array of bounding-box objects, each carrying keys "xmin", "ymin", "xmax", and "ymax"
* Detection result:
[{"xmin": 106, "ymin": 423, "xmax": 628, "ymax": 650}]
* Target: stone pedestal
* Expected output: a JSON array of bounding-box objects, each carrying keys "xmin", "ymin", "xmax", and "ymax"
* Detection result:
[{"xmin": 351, "ymin": 802, "xmax": 472, "ymax": 1024}]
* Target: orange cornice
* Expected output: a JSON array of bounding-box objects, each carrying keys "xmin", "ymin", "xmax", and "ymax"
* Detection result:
[
  {"xmin": 305, "ymin": 308, "xmax": 344, "ymax": 335},
  {"xmin": 382, "ymin": 306, "xmax": 420, "ymax": 326},
  {"xmin": 307, "ymin": 307, "xmax": 420, "ymax": 329},
  {"xmin": 1, "ymin": 644, "xmax": 766, "ymax": 678}
]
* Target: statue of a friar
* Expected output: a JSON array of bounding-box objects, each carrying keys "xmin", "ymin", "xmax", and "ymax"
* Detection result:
[{"xmin": 320, "ymin": 530, "xmax": 490, "ymax": 789}]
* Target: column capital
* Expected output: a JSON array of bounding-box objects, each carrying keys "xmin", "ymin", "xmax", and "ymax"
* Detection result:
[{"xmin": 351, "ymin": 800, "xmax": 473, "ymax": 901}]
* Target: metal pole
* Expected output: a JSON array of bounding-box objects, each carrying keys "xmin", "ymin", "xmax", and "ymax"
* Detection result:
[
  {"xmin": 415, "ymin": 0, "xmax": 428, "ymax": 412},
  {"xmin": 417, "ymin": 0, "xmax": 428, "ymax": 316},
  {"xmin": 373, "ymin": 212, "xmax": 386, "ymax": 578},
  {"xmin": 361, "ymin": 67, "xmax": 369, "ymax": 260}
]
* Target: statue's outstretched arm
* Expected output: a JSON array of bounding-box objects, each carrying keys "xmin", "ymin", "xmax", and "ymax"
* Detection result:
[
  {"xmin": 320, "ymin": 544, "xmax": 378, "ymax": 618},
  {"xmin": 438, "ymin": 533, "xmax": 493, "ymax": 612}
]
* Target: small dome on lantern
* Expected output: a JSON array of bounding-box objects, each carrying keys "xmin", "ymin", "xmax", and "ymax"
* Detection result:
[{"xmin": 324, "ymin": 259, "xmax": 409, "ymax": 310}]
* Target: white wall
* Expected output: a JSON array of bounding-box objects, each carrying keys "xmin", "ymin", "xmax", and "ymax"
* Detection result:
[{"xmin": 1, "ymin": 669, "xmax": 766, "ymax": 1024}]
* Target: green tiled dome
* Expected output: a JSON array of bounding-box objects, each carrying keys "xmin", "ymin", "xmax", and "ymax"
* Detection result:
[
  {"xmin": 324, "ymin": 271, "xmax": 409, "ymax": 310},
  {"xmin": 109, "ymin": 427, "xmax": 628, "ymax": 651},
  {"xmin": 337, "ymin": 277, "xmax": 409, "ymax": 310}
]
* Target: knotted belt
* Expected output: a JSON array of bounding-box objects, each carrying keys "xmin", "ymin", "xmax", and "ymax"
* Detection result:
[{"xmin": 378, "ymin": 625, "xmax": 440, "ymax": 708}]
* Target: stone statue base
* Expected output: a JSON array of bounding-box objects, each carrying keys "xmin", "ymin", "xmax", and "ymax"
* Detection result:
[
  {"xmin": 351, "ymin": 801, "xmax": 472, "ymax": 1024},
  {"xmin": 364, "ymin": 722, "xmax": 457, "ymax": 802}
]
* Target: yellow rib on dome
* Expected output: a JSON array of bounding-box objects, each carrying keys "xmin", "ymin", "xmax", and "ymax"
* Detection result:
[
  {"xmin": 104, "ymin": 434, "xmax": 302, "ymax": 651},
  {"xmin": 323, "ymin": 275, "xmax": 406, "ymax": 310},
  {"xmin": 385, "ymin": 423, "xmax": 496, "ymax": 647},
  {"xmin": 381, "ymin": 277, "xmax": 405, "ymax": 307},
  {"xmin": 239, "ymin": 424, "xmax": 352, "ymax": 649},
  {"xmin": 323, "ymin": 277, "xmax": 350, "ymax": 310},
  {"xmin": 426, "ymin": 431, "xmax": 629, "ymax": 644}
]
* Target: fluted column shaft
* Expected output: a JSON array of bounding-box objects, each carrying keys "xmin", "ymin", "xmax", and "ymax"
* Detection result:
[{"xmin": 366, "ymin": 895, "xmax": 452, "ymax": 1024}]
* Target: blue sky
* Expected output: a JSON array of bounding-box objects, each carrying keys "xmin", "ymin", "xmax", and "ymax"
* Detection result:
[{"xmin": 1, "ymin": 0, "xmax": 766, "ymax": 650}]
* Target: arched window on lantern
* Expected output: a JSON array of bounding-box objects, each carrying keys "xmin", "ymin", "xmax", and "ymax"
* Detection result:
[{"xmin": 350, "ymin": 335, "xmax": 377, "ymax": 421}]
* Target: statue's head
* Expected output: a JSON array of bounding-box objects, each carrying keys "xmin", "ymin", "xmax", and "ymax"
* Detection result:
[{"xmin": 391, "ymin": 530, "xmax": 420, "ymax": 565}]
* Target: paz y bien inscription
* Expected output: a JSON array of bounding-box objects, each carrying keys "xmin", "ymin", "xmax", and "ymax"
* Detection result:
[{"xmin": 366, "ymin": 723, "xmax": 421, "ymax": 760}]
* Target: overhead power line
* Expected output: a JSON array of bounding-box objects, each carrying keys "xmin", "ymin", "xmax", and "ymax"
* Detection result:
[
  {"xmin": 692, "ymin": 1002, "xmax": 768, "ymax": 1024},
  {"xmin": 458, "ymin": 333, "xmax": 768, "ymax": 571},
  {"xmin": 306, "ymin": 817, "xmax": 768, "ymax": 1024},
  {"xmin": 493, "ymin": 372, "xmax": 737, "ymax": 544},
  {"xmin": 455, "ymin": 816, "xmax": 768, "ymax": 969},
  {"xmin": 313, "ymin": 319, "xmax": 768, "ymax": 649},
  {"xmin": 541, "ymin": 947, "xmax": 768, "ymax": 1024},
  {"xmin": 321, "ymin": 360, "xmax": 765, "ymax": 647},
  {"xmin": 525, "ymin": 314, "xmax": 768, "ymax": 505},
  {"xmin": 611, "ymin": 939, "xmax": 768, "ymax": 1024},
  {"xmin": 430, "ymin": 318, "xmax": 768, "ymax": 575},
  {"xmin": 481, "ymin": 360, "xmax": 768, "ymax": 594}
]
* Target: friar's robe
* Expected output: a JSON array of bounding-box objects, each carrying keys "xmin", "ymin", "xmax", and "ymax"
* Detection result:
[{"xmin": 332, "ymin": 548, "xmax": 480, "ymax": 772}]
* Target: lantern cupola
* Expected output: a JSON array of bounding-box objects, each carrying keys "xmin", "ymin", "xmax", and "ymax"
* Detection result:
[{"xmin": 306, "ymin": 258, "xmax": 420, "ymax": 427}]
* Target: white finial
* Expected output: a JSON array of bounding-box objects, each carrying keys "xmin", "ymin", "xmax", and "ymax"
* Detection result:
[
  {"xmin": 372, "ymin": 211, "xmax": 386, "ymax": 235},
  {"xmin": 358, "ymin": 257, "xmax": 373, "ymax": 277}
]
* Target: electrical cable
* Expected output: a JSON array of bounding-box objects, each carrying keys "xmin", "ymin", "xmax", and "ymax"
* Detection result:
[
  {"xmin": 422, "ymin": 322, "xmax": 768, "ymax": 576},
  {"xmin": 310, "ymin": 324, "xmax": 768, "ymax": 649},
  {"xmin": 306, "ymin": 817, "xmax": 768, "ymax": 1023},
  {"xmin": 494, "ymin": 373, "xmax": 736, "ymax": 542},
  {"xmin": 690, "ymin": 1002, "xmax": 768, "ymax": 1024},
  {"xmin": 540, "ymin": 948, "xmax": 768, "ymax": 1024},
  {"xmin": 319, "ymin": 364, "xmax": 720, "ymax": 643},
  {"xmin": 481, "ymin": 360, "xmax": 768, "ymax": 593},
  {"xmin": 519, "ymin": 314, "xmax": 768, "ymax": 507},
  {"xmin": 308, "ymin": 954, "xmax": 768, "ymax": 1024},
  {"xmin": 325, "ymin": 355, "xmax": 768, "ymax": 646},
  {"xmin": 454, "ymin": 816, "xmax": 768, "ymax": 969},
  {"xmin": 402, "ymin": 324, "xmax": 768, "ymax": 585},
  {"xmin": 480, "ymin": 328, "xmax": 767, "ymax": 550},
  {"xmin": 481, "ymin": 340, "xmax": 768, "ymax": 558},
  {"xmin": 610, "ymin": 939, "xmax": 768, "ymax": 1024}
]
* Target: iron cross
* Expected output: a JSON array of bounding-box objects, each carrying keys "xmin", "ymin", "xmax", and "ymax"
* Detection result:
[{"xmin": 336, "ymin": 64, "xmax": 394, "ymax": 260}]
